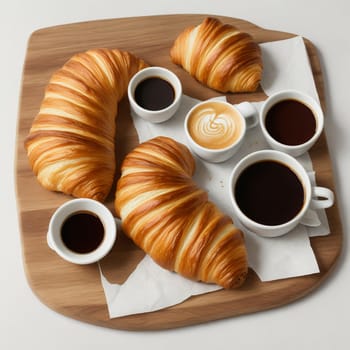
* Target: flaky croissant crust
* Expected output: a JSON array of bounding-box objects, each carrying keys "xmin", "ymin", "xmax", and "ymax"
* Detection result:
[
  {"xmin": 115, "ymin": 136, "xmax": 248, "ymax": 288},
  {"xmin": 25, "ymin": 48, "xmax": 148, "ymax": 201},
  {"xmin": 170, "ymin": 17, "xmax": 263, "ymax": 93}
]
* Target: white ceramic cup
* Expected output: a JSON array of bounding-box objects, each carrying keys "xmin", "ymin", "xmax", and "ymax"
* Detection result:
[
  {"xmin": 128, "ymin": 66, "xmax": 182, "ymax": 123},
  {"xmin": 184, "ymin": 100, "xmax": 258, "ymax": 163},
  {"xmin": 47, "ymin": 198, "xmax": 117, "ymax": 264},
  {"xmin": 260, "ymin": 90, "xmax": 324, "ymax": 157},
  {"xmin": 229, "ymin": 149, "xmax": 334, "ymax": 237}
]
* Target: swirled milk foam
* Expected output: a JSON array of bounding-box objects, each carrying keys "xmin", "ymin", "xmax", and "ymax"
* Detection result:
[{"xmin": 187, "ymin": 101, "xmax": 243, "ymax": 149}]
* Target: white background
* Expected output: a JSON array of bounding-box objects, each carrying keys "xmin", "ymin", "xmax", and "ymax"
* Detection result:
[{"xmin": 1, "ymin": 0, "xmax": 349, "ymax": 349}]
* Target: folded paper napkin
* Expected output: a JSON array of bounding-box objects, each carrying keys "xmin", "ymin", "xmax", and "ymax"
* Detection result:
[{"xmin": 99, "ymin": 36, "xmax": 330, "ymax": 318}]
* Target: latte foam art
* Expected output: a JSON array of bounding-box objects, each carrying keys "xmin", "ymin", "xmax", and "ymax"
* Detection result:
[{"xmin": 188, "ymin": 102, "xmax": 243, "ymax": 149}]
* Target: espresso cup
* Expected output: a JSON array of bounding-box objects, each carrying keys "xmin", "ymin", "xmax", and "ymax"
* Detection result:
[
  {"xmin": 47, "ymin": 198, "xmax": 117, "ymax": 264},
  {"xmin": 260, "ymin": 90, "xmax": 324, "ymax": 157},
  {"xmin": 128, "ymin": 66, "xmax": 182, "ymax": 123},
  {"xmin": 229, "ymin": 149, "xmax": 334, "ymax": 237},
  {"xmin": 184, "ymin": 100, "xmax": 258, "ymax": 163}
]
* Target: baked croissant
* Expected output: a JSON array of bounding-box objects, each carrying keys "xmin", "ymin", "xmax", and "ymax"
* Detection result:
[
  {"xmin": 170, "ymin": 17, "xmax": 263, "ymax": 93},
  {"xmin": 115, "ymin": 136, "xmax": 248, "ymax": 288},
  {"xmin": 25, "ymin": 48, "xmax": 148, "ymax": 201}
]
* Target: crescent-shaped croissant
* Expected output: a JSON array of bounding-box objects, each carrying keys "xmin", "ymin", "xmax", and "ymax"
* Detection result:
[
  {"xmin": 25, "ymin": 48, "xmax": 148, "ymax": 201},
  {"xmin": 170, "ymin": 17, "xmax": 263, "ymax": 93},
  {"xmin": 115, "ymin": 136, "xmax": 248, "ymax": 288}
]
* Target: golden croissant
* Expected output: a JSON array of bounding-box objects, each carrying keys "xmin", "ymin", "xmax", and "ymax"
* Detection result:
[
  {"xmin": 25, "ymin": 48, "xmax": 148, "ymax": 201},
  {"xmin": 115, "ymin": 136, "xmax": 248, "ymax": 288},
  {"xmin": 170, "ymin": 17, "xmax": 263, "ymax": 93}
]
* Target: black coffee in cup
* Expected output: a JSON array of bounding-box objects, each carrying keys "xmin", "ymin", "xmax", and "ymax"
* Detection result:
[
  {"xmin": 61, "ymin": 211, "xmax": 105, "ymax": 254},
  {"xmin": 234, "ymin": 160, "xmax": 304, "ymax": 225},
  {"xmin": 134, "ymin": 77, "xmax": 175, "ymax": 111},
  {"xmin": 265, "ymin": 99, "xmax": 316, "ymax": 146}
]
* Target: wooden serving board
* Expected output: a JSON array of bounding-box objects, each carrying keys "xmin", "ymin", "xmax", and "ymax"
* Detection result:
[{"xmin": 15, "ymin": 14, "xmax": 343, "ymax": 330}]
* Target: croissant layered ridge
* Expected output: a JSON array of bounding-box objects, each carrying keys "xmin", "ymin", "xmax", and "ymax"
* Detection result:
[
  {"xmin": 115, "ymin": 136, "xmax": 248, "ymax": 288},
  {"xmin": 170, "ymin": 17, "xmax": 263, "ymax": 93},
  {"xmin": 25, "ymin": 48, "xmax": 148, "ymax": 201}
]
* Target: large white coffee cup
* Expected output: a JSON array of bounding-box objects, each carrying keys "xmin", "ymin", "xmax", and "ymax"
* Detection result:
[
  {"xmin": 260, "ymin": 90, "xmax": 324, "ymax": 157},
  {"xmin": 184, "ymin": 100, "xmax": 258, "ymax": 163},
  {"xmin": 229, "ymin": 150, "xmax": 334, "ymax": 237},
  {"xmin": 47, "ymin": 198, "xmax": 117, "ymax": 264}
]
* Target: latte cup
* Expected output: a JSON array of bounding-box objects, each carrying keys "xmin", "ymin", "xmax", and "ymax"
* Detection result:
[
  {"xmin": 260, "ymin": 90, "xmax": 324, "ymax": 157},
  {"xmin": 47, "ymin": 198, "xmax": 117, "ymax": 264},
  {"xmin": 229, "ymin": 150, "xmax": 334, "ymax": 237},
  {"xmin": 184, "ymin": 100, "xmax": 258, "ymax": 163},
  {"xmin": 128, "ymin": 66, "xmax": 182, "ymax": 123}
]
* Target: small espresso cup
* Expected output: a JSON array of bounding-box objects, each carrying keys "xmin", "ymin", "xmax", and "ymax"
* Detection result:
[
  {"xmin": 229, "ymin": 149, "xmax": 334, "ymax": 237},
  {"xmin": 128, "ymin": 66, "xmax": 182, "ymax": 123},
  {"xmin": 184, "ymin": 100, "xmax": 258, "ymax": 163},
  {"xmin": 47, "ymin": 198, "xmax": 117, "ymax": 264},
  {"xmin": 260, "ymin": 90, "xmax": 324, "ymax": 157}
]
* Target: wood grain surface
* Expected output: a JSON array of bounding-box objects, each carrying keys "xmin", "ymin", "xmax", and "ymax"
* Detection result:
[{"xmin": 15, "ymin": 14, "xmax": 343, "ymax": 330}]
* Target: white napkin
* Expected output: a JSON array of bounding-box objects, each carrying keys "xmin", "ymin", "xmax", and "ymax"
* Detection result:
[
  {"xmin": 99, "ymin": 254, "xmax": 221, "ymax": 318},
  {"xmin": 100, "ymin": 36, "xmax": 330, "ymax": 318},
  {"xmin": 260, "ymin": 36, "xmax": 319, "ymax": 102}
]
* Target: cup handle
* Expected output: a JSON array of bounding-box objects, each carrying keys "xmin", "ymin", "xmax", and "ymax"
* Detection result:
[
  {"xmin": 310, "ymin": 186, "xmax": 334, "ymax": 210},
  {"xmin": 234, "ymin": 102, "xmax": 258, "ymax": 129}
]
